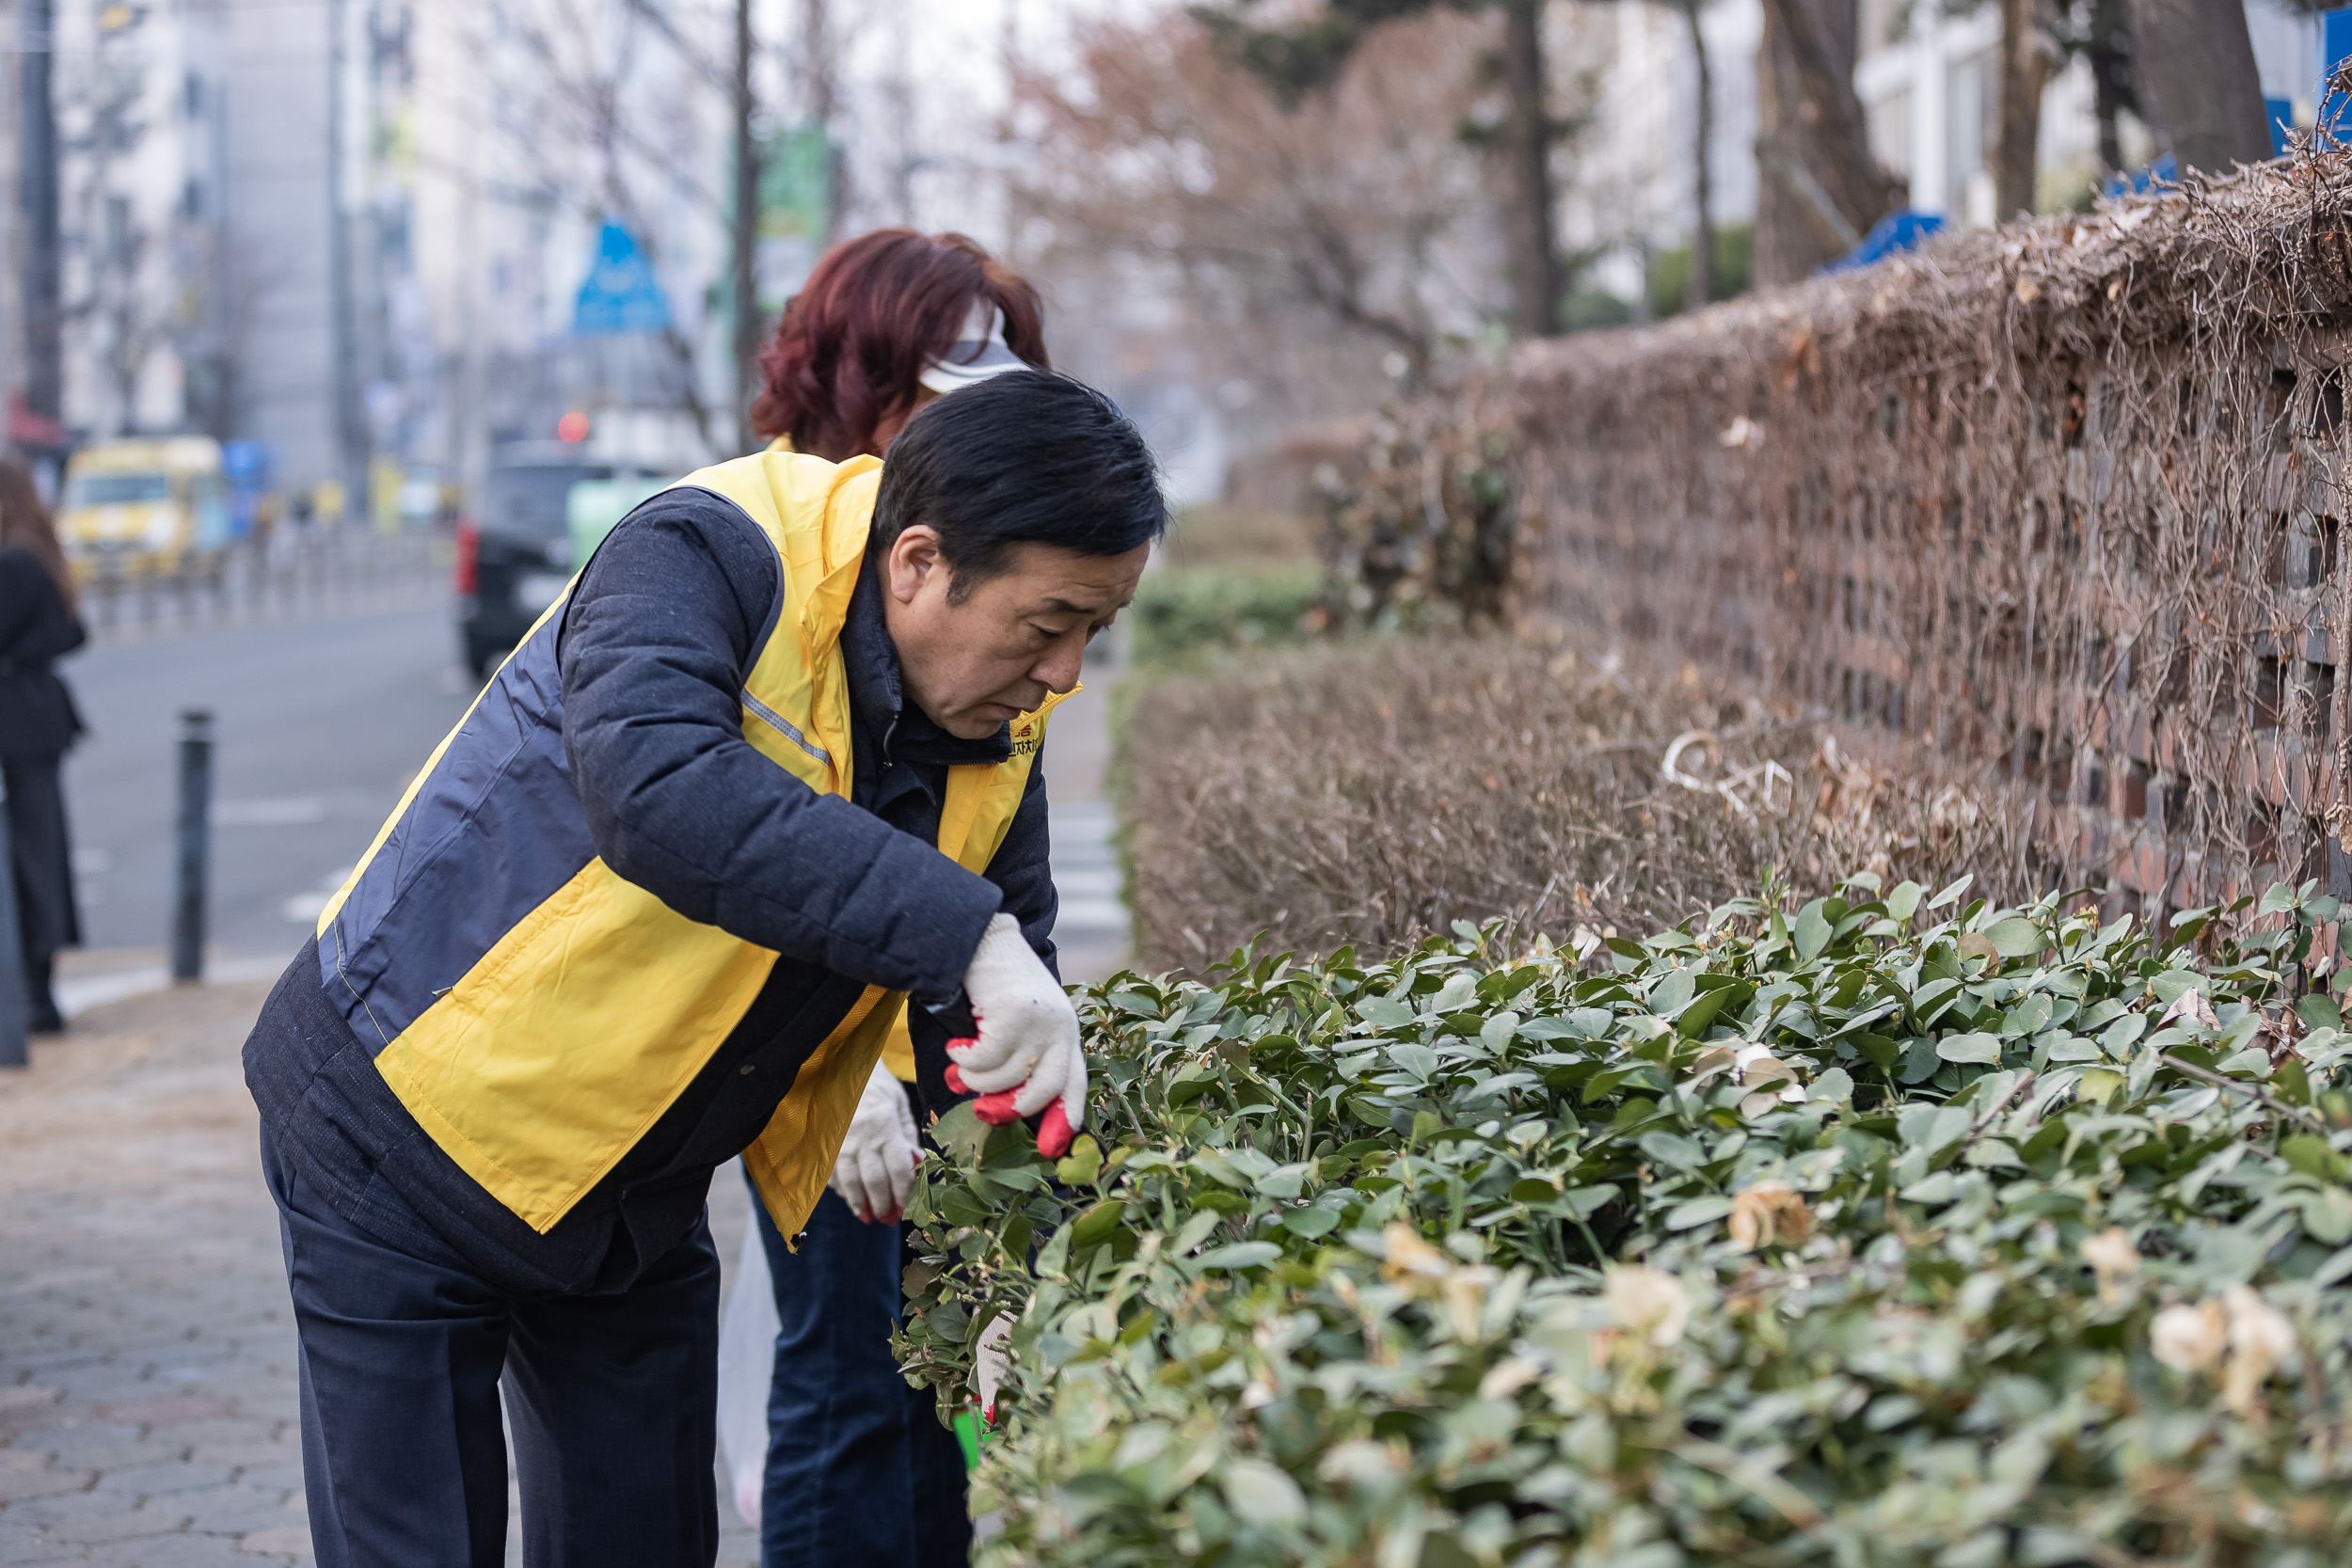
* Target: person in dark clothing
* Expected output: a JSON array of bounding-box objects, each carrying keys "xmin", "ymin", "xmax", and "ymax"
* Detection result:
[
  {"xmin": 726, "ymin": 228, "xmax": 1051, "ymax": 1568},
  {"xmin": 242, "ymin": 370, "xmax": 1163, "ymax": 1568},
  {"xmin": 0, "ymin": 460, "xmax": 85, "ymax": 1035}
]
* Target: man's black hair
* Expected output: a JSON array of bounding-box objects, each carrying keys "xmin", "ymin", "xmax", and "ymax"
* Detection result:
[{"xmin": 872, "ymin": 370, "xmax": 1166, "ymax": 600}]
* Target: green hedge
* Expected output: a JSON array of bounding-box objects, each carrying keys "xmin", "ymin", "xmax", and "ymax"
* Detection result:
[
  {"xmin": 903, "ymin": 878, "xmax": 2352, "ymax": 1566},
  {"xmin": 1127, "ymin": 564, "xmax": 1323, "ymax": 665}
]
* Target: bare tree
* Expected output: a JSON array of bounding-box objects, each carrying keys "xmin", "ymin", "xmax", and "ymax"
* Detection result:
[
  {"xmin": 1753, "ymin": 0, "xmax": 1897, "ymax": 284},
  {"xmin": 1194, "ymin": 0, "xmax": 1567, "ymax": 338},
  {"xmin": 1675, "ymin": 0, "xmax": 1715, "ymax": 309},
  {"xmin": 2122, "ymin": 0, "xmax": 2268, "ymax": 174},
  {"xmin": 1992, "ymin": 0, "xmax": 2059, "ymax": 219},
  {"xmin": 1015, "ymin": 9, "xmax": 1515, "ymax": 418},
  {"xmin": 177, "ymin": 231, "xmax": 291, "ymax": 443},
  {"xmin": 61, "ymin": 17, "xmax": 162, "ymax": 435},
  {"xmin": 476, "ymin": 0, "xmax": 752, "ymax": 456}
]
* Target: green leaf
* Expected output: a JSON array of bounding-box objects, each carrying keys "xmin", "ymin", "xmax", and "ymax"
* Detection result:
[
  {"xmin": 1887, "ymin": 880, "xmax": 1925, "ymax": 922},
  {"xmin": 1388, "ymin": 1042, "xmax": 1441, "ymax": 1081},
  {"xmin": 1355, "ymin": 998, "xmax": 1417, "ymax": 1031},
  {"xmin": 2280, "ymin": 1135, "xmax": 2350, "ymax": 1184},
  {"xmin": 1928, "ymin": 874, "xmax": 1974, "ymax": 910},
  {"xmin": 1194, "ymin": 1242, "xmax": 1282, "ymax": 1272},
  {"xmin": 1280, "ymin": 1206, "xmax": 1342, "ymax": 1238},
  {"xmin": 1479, "ymin": 1011, "xmax": 1520, "ymax": 1051},
  {"xmin": 1637, "ymin": 1131, "xmax": 1707, "ymax": 1168},
  {"xmin": 1983, "ymin": 917, "xmax": 2042, "ymax": 958},
  {"xmin": 930, "ymin": 1101, "xmax": 992, "ymax": 1165},
  {"xmin": 1055, "ymin": 1134, "xmax": 1104, "ymax": 1188},
  {"xmin": 1427, "ymin": 972, "xmax": 1479, "ymax": 1013},
  {"xmin": 1070, "ymin": 1197, "xmax": 1127, "ymax": 1247},
  {"xmin": 1220, "ymin": 1459, "xmax": 1306, "ymax": 1526},
  {"xmin": 2299, "ymin": 992, "xmax": 2344, "ymax": 1033},
  {"xmin": 1665, "ymin": 1196, "xmax": 1736, "ymax": 1230},
  {"xmin": 1809, "ymin": 1067, "xmax": 1855, "ymax": 1102},
  {"xmin": 1936, "ymin": 1033, "xmax": 2003, "ymax": 1065},
  {"xmin": 1794, "ymin": 901, "xmax": 1833, "ymax": 962}
]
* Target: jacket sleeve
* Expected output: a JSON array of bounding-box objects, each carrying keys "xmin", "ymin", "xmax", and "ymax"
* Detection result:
[{"xmin": 557, "ymin": 494, "xmax": 1004, "ymax": 1003}]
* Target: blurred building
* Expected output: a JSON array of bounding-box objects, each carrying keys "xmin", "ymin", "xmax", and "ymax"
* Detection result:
[
  {"xmin": 4, "ymin": 0, "xmax": 382, "ymax": 502},
  {"xmin": 401, "ymin": 0, "xmax": 738, "ymax": 491}
]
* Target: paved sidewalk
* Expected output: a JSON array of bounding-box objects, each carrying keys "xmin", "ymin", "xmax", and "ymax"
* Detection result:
[
  {"xmin": 0, "ymin": 981, "xmax": 314, "ymax": 1567},
  {"xmin": 0, "ymin": 984, "xmax": 765, "ymax": 1567}
]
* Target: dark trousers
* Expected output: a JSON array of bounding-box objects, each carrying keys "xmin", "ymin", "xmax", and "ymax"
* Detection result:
[
  {"xmin": 264, "ymin": 1131, "xmax": 723, "ymax": 1568},
  {"xmin": 754, "ymin": 1177, "xmax": 972, "ymax": 1568},
  {"xmin": 3, "ymin": 751, "xmax": 75, "ymax": 1025}
]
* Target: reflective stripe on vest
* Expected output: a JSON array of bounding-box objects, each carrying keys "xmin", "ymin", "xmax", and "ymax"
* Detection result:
[{"xmin": 310, "ymin": 448, "xmax": 1062, "ymax": 1241}]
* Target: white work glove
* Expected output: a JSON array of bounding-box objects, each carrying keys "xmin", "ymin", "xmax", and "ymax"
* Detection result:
[
  {"xmin": 942, "ymin": 913, "xmax": 1087, "ymax": 1157},
  {"xmin": 829, "ymin": 1060, "xmax": 920, "ymax": 1224}
]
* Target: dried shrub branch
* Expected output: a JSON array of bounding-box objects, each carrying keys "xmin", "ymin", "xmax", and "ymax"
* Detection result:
[
  {"xmin": 1330, "ymin": 153, "xmax": 2352, "ymax": 915},
  {"xmin": 1120, "ymin": 635, "xmax": 2038, "ymax": 969}
]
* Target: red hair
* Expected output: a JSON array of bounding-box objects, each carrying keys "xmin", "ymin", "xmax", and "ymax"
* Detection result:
[{"xmin": 750, "ymin": 230, "xmax": 1049, "ymax": 461}]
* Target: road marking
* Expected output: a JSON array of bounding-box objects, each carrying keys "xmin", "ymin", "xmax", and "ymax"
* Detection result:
[
  {"xmin": 281, "ymin": 865, "xmax": 357, "ymax": 925},
  {"xmin": 215, "ymin": 797, "xmax": 329, "ymax": 827}
]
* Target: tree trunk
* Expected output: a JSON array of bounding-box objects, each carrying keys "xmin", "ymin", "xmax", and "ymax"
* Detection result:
[
  {"xmin": 2087, "ymin": 0, "xmax": 2132, "ymax": 173},
  {"xmin": 17, "ymin": 0, "xmax": 62, "ymax": 444},
  {"xmin": 1753, "ymin": 0, "xmax": 1895, "ymax": 285},
  {"xmin": 2122, "ymin": 0, "xmax": 2269, "ymax": 175},
  {"xmin": 1683, "ymin": 0, "xmax": 1714, "ymax": 310},
  {"xmin": 1993, "ymin": 0, "xmax": 2053, "ymax": 220},
  {"xmin": 1498, "ymin": 0, "xmax": 1562, "ymax": 337},
  {"xmin": 733, "ymin": 0, "xmax": 760, "ymax": 456}
]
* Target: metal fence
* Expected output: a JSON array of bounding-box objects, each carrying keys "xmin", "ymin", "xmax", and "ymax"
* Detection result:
[{"xmin": 80, "ymin": 526, "xmax": 448, "ymax": 642}]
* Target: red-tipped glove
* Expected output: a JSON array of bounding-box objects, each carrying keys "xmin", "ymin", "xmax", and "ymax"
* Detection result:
[{"xmin": 944, "ymin": 913, "xmax": 1087, "ymax": 1157}]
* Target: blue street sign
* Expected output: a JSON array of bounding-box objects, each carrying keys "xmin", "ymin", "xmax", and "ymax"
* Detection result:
[{"xmin": 572, "ymin": 221, "xmax": 671, "ymax": 336}]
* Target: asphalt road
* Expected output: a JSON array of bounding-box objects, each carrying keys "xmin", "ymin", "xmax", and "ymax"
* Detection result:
[{"xmin": 59, "ymin": 600, "xmax": 475, "ymax": 967}]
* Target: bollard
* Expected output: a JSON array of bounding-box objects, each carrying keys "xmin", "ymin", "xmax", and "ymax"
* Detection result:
[
  {"xmin": 0, "ymin": 768, "xmax": 25, "ymax": 1067},
  {"xmin": 171, "ymin": 710, "xmax": 214, "ymax": 983}
]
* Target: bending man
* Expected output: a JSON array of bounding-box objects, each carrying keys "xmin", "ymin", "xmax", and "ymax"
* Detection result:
[{"xmin": 243, "ymin": 371, "xmax": 1160, "ymax": 1568}]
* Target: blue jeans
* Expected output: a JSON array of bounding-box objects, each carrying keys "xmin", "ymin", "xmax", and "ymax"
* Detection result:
[{"xmin": 752, "ymin": 1175, "xmax": 972, "ymax": 1568}]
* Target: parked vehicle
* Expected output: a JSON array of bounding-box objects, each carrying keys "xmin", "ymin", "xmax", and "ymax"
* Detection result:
[
  {"xmin": 455, "ymin": 446, "xmax": 669, "ymax": 680},
  {"xmin": 56, "ymin": 437, "xmax": 233, "ymax": 584}
]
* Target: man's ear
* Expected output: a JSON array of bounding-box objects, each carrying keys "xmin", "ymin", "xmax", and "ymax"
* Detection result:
[{"xmin": 885, "ymin": 524, "xmax": 946, "ymax": 606}]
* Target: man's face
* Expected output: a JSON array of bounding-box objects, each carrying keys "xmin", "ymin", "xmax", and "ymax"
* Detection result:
[{"xmin": 880, "ymin": 525, "xmax": 1151, "ymax": 739}]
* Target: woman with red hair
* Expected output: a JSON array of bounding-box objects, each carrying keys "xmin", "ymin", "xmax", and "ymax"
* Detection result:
[
  {"xmin": 720, "ymin": 229, "xmax": 1051, "ymax": 1568},
  {"xmin": 750, "ymin": 227, "xmax": 1048, "ymax": 462}
]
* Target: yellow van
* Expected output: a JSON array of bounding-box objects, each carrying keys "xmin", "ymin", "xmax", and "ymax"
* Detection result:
[{"xmin": 58, "ymin": 437, "xmax": 233, "ymax": 582}]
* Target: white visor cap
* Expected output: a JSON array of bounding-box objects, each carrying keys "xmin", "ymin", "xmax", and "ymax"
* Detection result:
[{"xmin": 917, "ymin": 299, "xmax": 1029, "ymax": 394}]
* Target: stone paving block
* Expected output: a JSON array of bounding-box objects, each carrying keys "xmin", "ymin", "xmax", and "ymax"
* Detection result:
[
  {"xmin": 0, "ymin": 1518, "xmax": 83, "ymax": 1565},
  {"xmin": 170, "ymin": 1494, "xmax": 291, "ymax": 1542},
  {"xmin": 20, "ymin": 1429, "xmax": 186, "ymax": 1473},
  {"xmin": 209, "ymin": 1473, "xmax": 294, "ymax": 1506},
  {"xmin": 8, "ymin": 1491, "xmax": 192, "ymax": 1545},
  {"xmin": 87, "ymin": 1535, "xmax": 266, "ymax": 1568},
  {"xmin": 0, "ymin": 1464, "xmax": 93, "ymax": 1506},
  {"xmin": 83, "ymin": 1467, "xmax": 235, "ymax": 1503},
  {"xmin": 228, "ymin": 1525, "xmax": 309, "ymax": 1562}
]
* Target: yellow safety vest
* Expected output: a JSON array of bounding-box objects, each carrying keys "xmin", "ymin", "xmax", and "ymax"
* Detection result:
[{"xmin": 312, "ymin": 449, "xmax": 1059, "ymax": 1241}]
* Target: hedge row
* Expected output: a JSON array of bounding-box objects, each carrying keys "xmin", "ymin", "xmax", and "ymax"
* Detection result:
[{"xmin": 904, "ymin": 879, "xmax": 2352, "ymax": 1566}]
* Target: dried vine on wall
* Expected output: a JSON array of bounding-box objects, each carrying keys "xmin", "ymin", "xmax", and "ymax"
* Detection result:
[{"xmin": 1368, "ymin": 154, "xmax": 2352, "ymax": 914}]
